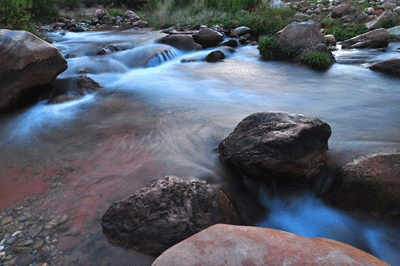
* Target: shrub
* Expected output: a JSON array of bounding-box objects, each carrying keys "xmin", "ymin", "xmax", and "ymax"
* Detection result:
[
  {"xmin": 109, "ymin": 9, "xmax": 124, "ymax": 17},
  {"xmin": 300, "ymin": 51, "xmax": 334, "ymax": 70},
  {"xmin": 0, "ymin": 0, "xmax": 33, "ymax": 31},
  {"xmin": 58, "ymin": 0, "xmax": 80, "ymax": 10},
  {"xmin": 257, "ymin": 37, "xmax": 291, "ymax": 59},
  {"xmin": 31, "ymin": 0, "xmax": 59, "ymax": 22},
  {"xmin": 324, "ymin": 23, "xmax": 368, "ymax": 42}
]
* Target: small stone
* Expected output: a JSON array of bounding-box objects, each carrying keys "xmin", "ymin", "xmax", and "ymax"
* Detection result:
[
  {"xmin": 29, "ymin": 225, "xmax": 43, "ymax": 238},
  {"xmin": 9, "ymin": 257, "xmax": 18, "ymax": 266},
  {"xmin": 0, "ymin": 245, "xmax": 4, "ymax": 251},
  {"xmin": 32, "ymin": 239, "xmax": 44, "ymax": 250},
  {"xmin": 1, "ymin": 217, "xmax": 13, "ymax": 226},
  {"xmin": 44, "ymin": 236, "xmax": 51, "ymax": 245},
  {"xmin": 0, "ymin": 251, "xmax": 6, "ymax": 258},
  {"xmin": 17, "ymin": 239, "xmax": 34, "ymax": 246},
  {"xmin": 6, "ymin": 237, "xmax": 17, "ymax": 245},
  {"xmin": 44, "ymin": 214, "xmax": 69, "ymax": 230},
  {"xmin": 11, "ymin": 231, "xmax": 22, "ymax": 237},
  {"xmin": 38, "ymin": 263, "xmax": 50, "ymax": 266},
  {"xmin": 18, "ymin": 254, "xmax": 35, "ymax": 266},
  {"xmin": 17, "ymin": 216, "xmax": 30, "ymax": 223},
  {"xmin": 11, "ymin": 246, "xmax": 32, "ymax": 255}
]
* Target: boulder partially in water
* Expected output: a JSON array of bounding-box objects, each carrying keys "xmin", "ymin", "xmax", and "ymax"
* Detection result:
[
  {"xmin": 324, "ymin": 152, "xmax": 400, "ymax": 222},
  {"xmin": 368, "ymin": 57, "xmax": 400, "ymax": 76},
  {"xmin": 152, "ymin": 224, "xmax": 389, "ymax": 266},
  {"xmin": 192, "ymin": 28, "xmax": 224, "ymax": 48},
  {"xmin": 47, "ymin": 74, "xmax": 103, "ymax": 104},
  {"xmin": 101, "ymin": 176, "xmax": 242, "ymax": 255},
  {"xmin": 218, "ymin": 112, "xmax": 332, "ymax": 182},
  {"xmin": 158, "ymin": 34, "xmax": 202, "ymax": 51},
  {"xmin": 0, "ymin": 29, "xmax": 68, "ymax": 112},
  {"xmin": 272, "ymin": 21, "xmax": 325, "ymax": 56},
  {"xmin": 205, "ymin": 50, "xmax": 225, "ymax": 62},
  {"xmin": 340, "ymin": 28, "xmax": 389, "ymax": 49}
]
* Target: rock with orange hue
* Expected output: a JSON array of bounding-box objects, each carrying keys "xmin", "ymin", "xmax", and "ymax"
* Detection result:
[
  {"xmin": 0, "ymin": 29, "xmax": 68, "ymax": 112},
  {"xmin": 325, "ymin": 152, "xmax": 400, "ymax": 222},
  {"xmin": 152, "ymin": 224, "xmax": 390, "ymax": 266},
  {"xmin": 101, "ymin": 176, "xmax": 242, "ymax": 255},
  {"xmin": 218, "ymin": 112, "xmax": 332, "ymax": 182}
]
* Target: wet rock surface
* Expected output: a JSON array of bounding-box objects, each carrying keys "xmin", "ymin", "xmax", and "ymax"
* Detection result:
[
  {"xmin": 368, "ymin": 57, "xmax": 400, "ymax": 76},
  {"xmin": 101, "ymin": 175, "xmax": 242, "ymax": 255},
  {"xmin": 152, "ymin": 224, "xmax": 389, "ymax": 266},
  {"xmin": 324, "ymin": 152, "xmax": 400, "ymax": 223},
  {"xmin": 0, "ymin": 29, "xmax": 68, "ymax": 112},
  {"xmin": 218, "ymin": 112, "xmax": 332, "ymax": 182}
]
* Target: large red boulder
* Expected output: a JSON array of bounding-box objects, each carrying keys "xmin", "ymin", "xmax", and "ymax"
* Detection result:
[
  {"xmin": 0, "ymin": 30, "xmax": 68, "ymax": 112},
  {"xmin": 152, "ymin": 224, "xmax": 389, "ymax": 266},
  {"xmin": 324, "ymin": 152, "xmax": 400, "ymax": 222}
]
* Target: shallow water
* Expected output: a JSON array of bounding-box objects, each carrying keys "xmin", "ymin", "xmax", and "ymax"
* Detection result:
[{"xmin": 1, "ymin": 29, "xmax": 400, "ymax": 265}]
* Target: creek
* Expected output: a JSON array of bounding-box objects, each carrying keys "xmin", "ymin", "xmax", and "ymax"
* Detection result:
[{"xmin": 0, "ymin": 28, "xmax": 400, "ymax": 265}]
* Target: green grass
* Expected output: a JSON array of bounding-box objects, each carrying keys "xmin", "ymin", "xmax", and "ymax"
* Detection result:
[
  {"xmin": 257, "ymin": 37, "xmax": 292, "ymax": 59},
  {"xmin": 300, "ymin": 51, "xmax": 334, "ymax": 70}
]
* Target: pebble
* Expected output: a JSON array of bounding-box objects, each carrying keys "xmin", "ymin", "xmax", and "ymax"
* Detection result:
[
  {"xmin": 11, "ymin": 231, "xmax": 22, "ymax": 237},
  {"xmin": 44, "ymin": 214, "xmax": 69, "ymax": 230},
  {"xmin": 18, "ymin": 254, "xmax": 35, "ymax": 266},
  {"xmin": 29, "ymin": 225, "xmax": 43, "ymax": 238},
  {"xmin": 6, "ymin": 237, "xmax": 17, "ymax": 245},
  {"xmin": 0, "ymin": 251, "xmax": 5, "ymax": 258},
  {"xmin": 0, "ymin": 217, "xmax": 13, "ymax": 226},
  {"xmin": 32, "ymin": 239, "xmax": 44, "ymax": 250},
  {"xmin": 17, "ymin": 239, "xmax": 33, "ymax": 246},
  {"xmin": 11, "ymin": 246, "xmax": 32, "ymax": 255}
]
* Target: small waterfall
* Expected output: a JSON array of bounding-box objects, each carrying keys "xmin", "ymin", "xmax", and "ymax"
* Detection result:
[{"xmin": 146, "ymin": 48, "xmax": 180, "ymax": 67}]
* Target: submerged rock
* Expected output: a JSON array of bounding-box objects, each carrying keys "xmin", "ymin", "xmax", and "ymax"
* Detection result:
[
  {"xmin": 325, "ymin": 152, "xmax": 400, "ymax": 222},
  {"xmin": 101, "ymin": 176, "xmax": 242, "ymax": 255},
  {"xmin": 0, "ymin": 29, "xmax": 68, "ymax": 112},
  {"xmin": 152, "ymin": 224, "xmax": 389, "ymax": 266},
  {"xmin": 218, "ymin": 112, "xmax": 332, "ymax": 182},
  {"xmin": 341, "ymin": 28, "xmax": 389, "ymax": 49}
]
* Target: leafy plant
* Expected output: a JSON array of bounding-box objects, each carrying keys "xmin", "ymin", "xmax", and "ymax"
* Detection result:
[
  {"xmin": 325, "ymin": 24, "xmax": 368, "ymax": 42},
  {"xmin": 58, "ymin": 0, "xmax": 80, "ymax": 10},
  {"xmin": 31, "ymin": 0, "xmax": 59, "ymax": 22},
  {"xmin": 300, "ymin": 51, "xmax": 334, "ymax": 70},
  {"xmin": 0, "ymin": 0, "xmax": 33, "ymax": 31},
  {"xmin": 109, "ymin": 9, "xmax": 124, "ymax": 17},
  {"xmin": 257, "ymin": 37, "xmax": 291, "ymax": 59}
]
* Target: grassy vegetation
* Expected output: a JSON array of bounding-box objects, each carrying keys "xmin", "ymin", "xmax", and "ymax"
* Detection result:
[
  {"xmin": 257, "ymin": 37, "xmax": 292, "ymax": 59},
  {"xmin": 300, "ymin": 51, "xmax": 335, "ymax": 70}
]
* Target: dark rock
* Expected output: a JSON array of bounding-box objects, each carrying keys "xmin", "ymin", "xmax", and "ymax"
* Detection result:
[
  {"xmin": 273, "ymin": 21, "xmax": 325, "ymax": 56},
  {"xmin": 187, "ymin": 23, "xmax": 200, "ymax": 31},
  {"xmin": 132, "ymin": 20, "xmax": 148, "ymax": 28},
  {"xmin": 158, "ymin": 34, "xmax": 202, "ymax": 51},
  {"xmin": 101, "ymin": 175, "xmax": 242, "ymax": 255},
  {"xmin": 0, "ymin": 29, "xmax": 68, "ymax": 112},
  {"xmin": 218, "ymin": 112, "xmax": 332, "ymax": 182},
  {"xmin": 232, "ymin": 26, "xmax": 251, "ymax": 37},
  {"xmin": 97, "ymin": 44, "xmax": 121, "ymax": 55},
  {"xmin": 192, "ymin": 28, "xmax": 224, "ymax": 48},
  {"xmin": 18, "ymin": 254, "xmax": 35, "ymax": 266},
  {"xmin": 47, "ymin": 74, "xmax": 103, "ymax": 104},
  {"xmin": 205, "ymin": 50, "xmax": 225, "ymax": 62},
  {"xmin": 152, "ymin": 224, "xmax": 390, "ymax": 266},
  {"xmin": 218, "ymin": 39, "xmax": 238, "ymax": 48},
  {"xmin": 332, "ymin": 3, "xmax": 353, "ymax": 18},
  {"xmin": 341, "ymin": 28, "xmax": 389, "ymax": 49},
  {"xmin": 324, "ymin": 152, "xmax": 400, "ymax": 222},
  {"xmin": 369, "ymin": 57, "xmax": 400, "ymax": 76},
  {"xmin": 181, "ymin": 58, "xmax": 199, "ymax": 63}
]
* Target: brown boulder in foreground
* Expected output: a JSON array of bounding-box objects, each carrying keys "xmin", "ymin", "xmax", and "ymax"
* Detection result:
[
  {"xmin": 152, "ymin": 224, "xmax": 389, "ymax": 266},
  {"xmin": 325, "ymin": 152, "xmax": 400, "ymax": 222},
  {"xmin": 0, "ymin": 29, "xmax": 68, "ymax": 112},
  {"xmin": 101, "ymin": 176, "xmax": 242, "ymax": 255},
  {"xmin": 218, "ymin": 112, "xmax": 332, "ymax": 182}
]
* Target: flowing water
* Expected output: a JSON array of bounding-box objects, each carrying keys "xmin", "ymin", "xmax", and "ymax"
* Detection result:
[{"xmin": 1, "ymin": 28, "xmax": 400, "ymax": 265}]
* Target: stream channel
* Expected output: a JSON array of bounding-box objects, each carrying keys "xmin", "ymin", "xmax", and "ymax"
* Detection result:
[{"xmin": 0, "ymin": 28, "xmax": 400, "ymax": 265}]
